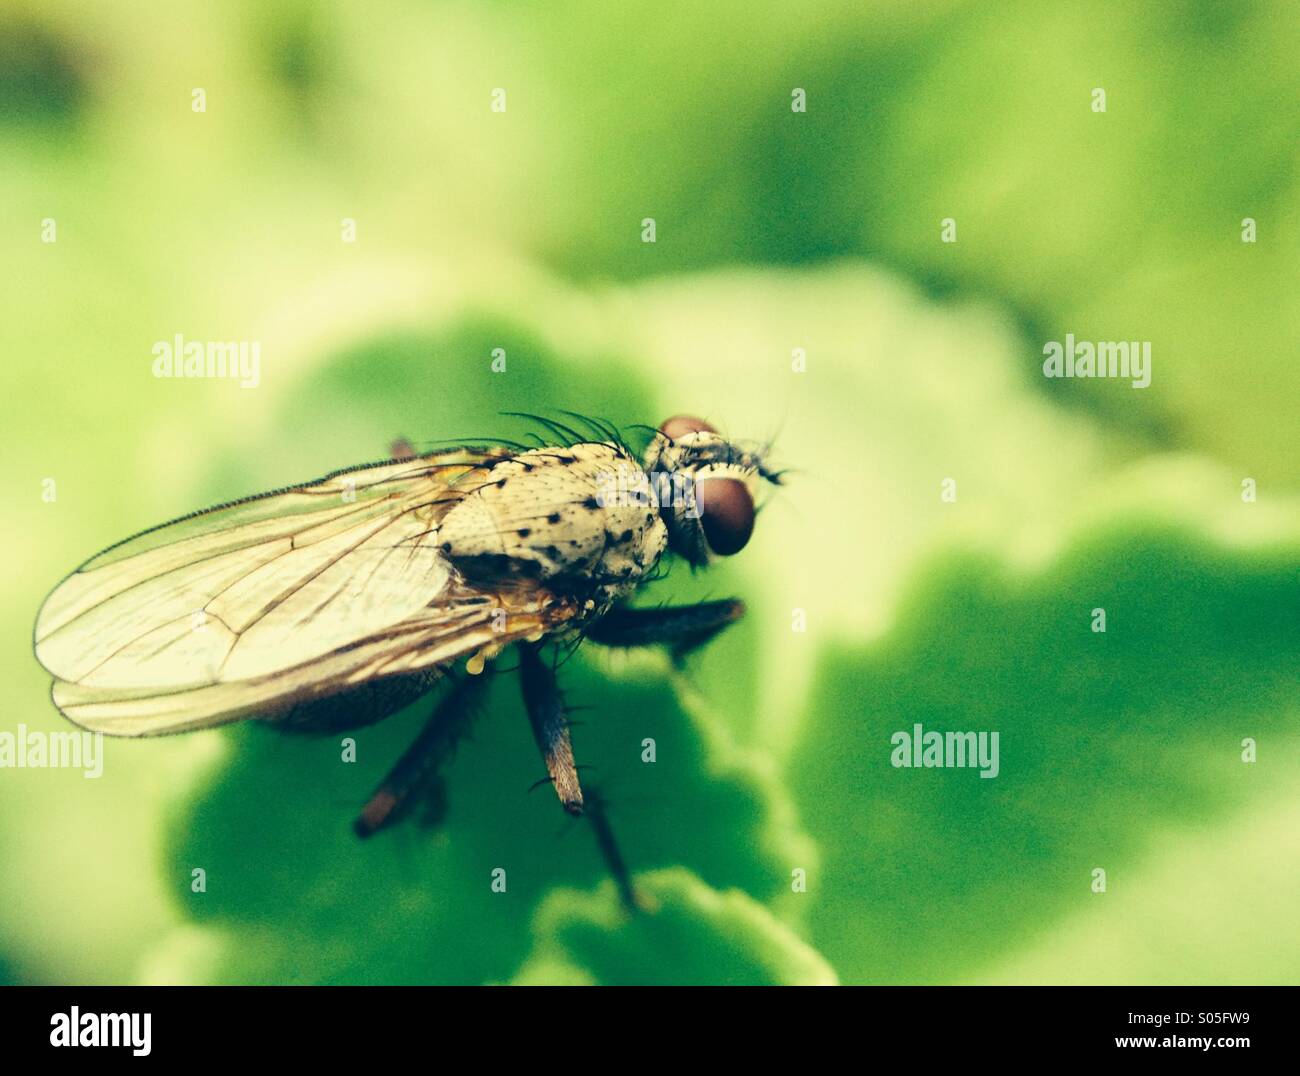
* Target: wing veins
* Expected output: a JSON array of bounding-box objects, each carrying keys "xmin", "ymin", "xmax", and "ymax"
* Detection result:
[
  {"xmin": 45, "ymin": 490, "xmax": 435, "ymax": 645},
  {"xmin": 207, "ymin": 512, "xmax": 450, "ymax": 680}
]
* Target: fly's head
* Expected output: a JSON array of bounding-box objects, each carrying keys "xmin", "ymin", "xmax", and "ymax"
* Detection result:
[{"xmin": 643, "ymin": 415, "xmax": 782, "ymax": 568}]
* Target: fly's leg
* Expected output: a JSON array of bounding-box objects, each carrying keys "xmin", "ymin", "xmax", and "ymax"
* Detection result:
[
  {"xmin": 519, "ymin": 643, "xmax": 584, "ymax": 816},
  {"xmin": 584, "ymin": 599, "xmax": 745, "ymax": 664},
  {"xmin": 584, "ymin": 787, "xmax": 641, "ymax": 912},
  {"xmin": 519, "ymin": 645, "xmax": 643, "ymax": 912},
  {"xmin": 354, "ymin": 670, "xmax": 491, "ymax": 838},
  {"xmin": 570, "ymin": 602, "xmax": 746, "ymax": 908}
]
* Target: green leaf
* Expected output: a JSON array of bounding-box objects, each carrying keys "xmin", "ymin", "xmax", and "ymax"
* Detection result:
[{"xmin": 511, "ymin": 868, "xmax": 836, "ymax": 986}]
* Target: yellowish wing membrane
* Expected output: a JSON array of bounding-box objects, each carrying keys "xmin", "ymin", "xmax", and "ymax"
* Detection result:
[{"xmin": 35, "ymin": 447, "xmax": 572, "ymax": 736}]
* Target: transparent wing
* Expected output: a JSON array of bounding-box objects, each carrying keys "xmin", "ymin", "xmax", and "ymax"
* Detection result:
[{"xmin": 34, "ymin": 447, "xmax": 578, "ymax": 736}]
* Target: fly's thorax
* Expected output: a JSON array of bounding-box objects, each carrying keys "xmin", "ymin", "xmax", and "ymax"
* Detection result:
[{"xmin": 437, "ymin": 442, "xmax": 668, "ymax": 587}]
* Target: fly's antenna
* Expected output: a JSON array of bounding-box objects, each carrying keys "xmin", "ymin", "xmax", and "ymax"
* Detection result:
[
  {"xmin": 747, "ymin": 407, "xmax": 789, "ymax": 485},
  {"xmin": 765, "ymin": 402, "xmax": 790, "ymax": 457}
]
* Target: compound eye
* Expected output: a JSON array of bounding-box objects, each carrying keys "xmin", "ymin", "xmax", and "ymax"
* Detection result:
[
  {"xmin": 699, "ymin": 477, "xmax": 754, "ymax": 556},
  {"xmin": 660, "ymin": 415, "xmax": 716, "ymax": 440}
]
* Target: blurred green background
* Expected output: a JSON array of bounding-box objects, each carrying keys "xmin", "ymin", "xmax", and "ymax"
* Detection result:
[{"xmin": 2, "ymin": 0, "xmax": 1297, "ymax": 985}]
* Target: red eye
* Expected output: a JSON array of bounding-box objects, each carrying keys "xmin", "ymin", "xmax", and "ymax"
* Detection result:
[
  {"xmin": 699, "ymin": 477, "xmax": 754, "ymax": 556},
  {"xmin": 659, "ymin": 414, "xmax": 716, "ymax": 440}
]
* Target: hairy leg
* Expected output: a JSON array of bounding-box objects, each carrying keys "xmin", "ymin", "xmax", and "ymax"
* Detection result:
[
  {"xmin": 584, "ymin": 788, "xmax": 641, "ymax": 912},
  {"xmin": 354, "ymin": 670, "xmax": 490, "ymax": 838},
  {"xmin": 584, "ymin": 599, "xmax": 745, "ymax": 662},
  {"xmin": 518, "ymin": 645, "xmax": 644, "ymax": 910},
  {"xmin": 519, "ymin": 643, "xmax": 583, "ymax": 816}
]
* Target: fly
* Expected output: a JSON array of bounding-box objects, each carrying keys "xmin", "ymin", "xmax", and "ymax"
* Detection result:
[{"xmin": 33, "ymin": 413, "xmax": 782, "ymax": 905}]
